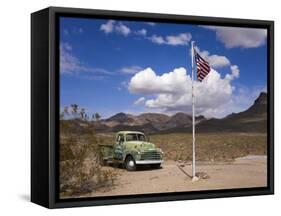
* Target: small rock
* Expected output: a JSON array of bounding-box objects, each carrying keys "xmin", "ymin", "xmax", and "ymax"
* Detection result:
[
  {"xmin": 196, "ymin": 172, "xmax": 210, "ymax": 179},
  {"xmin": 192, "ymin": 176, "xmax": 199, "ymax": 182}
]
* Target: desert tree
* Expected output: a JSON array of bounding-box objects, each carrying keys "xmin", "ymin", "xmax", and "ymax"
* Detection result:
[
  {"xmin": 63, "ymin": 106, "xmax": 69, "ymax": 116},
  {"xmin": 60, "ymin": 111, "xmax": 64, "ymax": 120},
  {"xmin": 80, "ymin": 108, "xmax": 86, "ymax": 120},
  {"xmin": 91, "ymin": 114, "xmax": 95, "ymax": 121},
  {"xmin": 70, "ymin": 104, "xmax": 79, "ymax": 119},
  {"xmin": 60, "ymin": 106, "xmax": 69, "ymax": 120},
  {"xmin": 84, "ymin": 114, "xmax": 89, "ymax": 121},
  {"xmin": 95, "ymin": 113, "xmax": 101, "ymax": 122}
]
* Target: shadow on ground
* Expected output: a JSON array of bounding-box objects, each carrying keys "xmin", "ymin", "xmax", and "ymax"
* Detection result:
[{"xmin": 19, "ymin": 194, "xmax": 30, "ymax": 202}]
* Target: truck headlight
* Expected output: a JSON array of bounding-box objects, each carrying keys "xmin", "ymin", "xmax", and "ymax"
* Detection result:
[{"xmin": 158, "ymin": 148, "xmax": 164, "ymax": 155}]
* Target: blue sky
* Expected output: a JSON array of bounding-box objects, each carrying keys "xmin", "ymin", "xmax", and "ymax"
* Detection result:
[{"xmin": 60, "ymin": 17, "xmax": 267, "ymax": 119}]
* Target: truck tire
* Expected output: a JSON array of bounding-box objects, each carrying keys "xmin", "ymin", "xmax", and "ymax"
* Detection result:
[
  {"xmin": 99, "ymin": 158, "xmax": 107, "ymax": 166},
  {"xmin": 125, "ymin": 155, "xmax": 136, "ymax": 171},
  {"xmin": 151, "ymin": 163, "xmax": 161, "ymax": 169}
]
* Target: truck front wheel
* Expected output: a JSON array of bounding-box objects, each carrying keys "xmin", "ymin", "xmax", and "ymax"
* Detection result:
[
  {"xmin": 151, "ymin": 163, "xmax": 161, "ymax": 169},
  {"xmin": 125, "ymin": 156, "xmax": 136, "ymax": 171}
]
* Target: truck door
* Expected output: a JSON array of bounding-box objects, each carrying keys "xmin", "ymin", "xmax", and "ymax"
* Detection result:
[{"xmin": 113, "ymin": 134, "xmax": 124, "ymax": 161}]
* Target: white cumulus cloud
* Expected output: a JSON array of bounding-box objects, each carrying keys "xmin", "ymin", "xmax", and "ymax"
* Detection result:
[
  {"xmin": 203, "ymin": 26, "xmax": 267, "ymax": 48},
  {"xmin": 166, "ymin": 33, "xmax": 192, "ymax": 46},
  {"xmin": 146, "ymin": 22, "xmax": 156, "ymax": 26},
  {"xmin": 100, "ymin": 20, "xmax": 116, "ymax": 34},
  {"xmin": 194, "ymin": 46, "xmax": 239, "ymax": 84},
  {"xmin": 128, "ymin": 66, "xmax": 241, "ymax": 118},
  {"xmin": 135, "ymin": 29, "xmax": 147, "ymax": 36},
  {"xmin": 149, "ymin": 33, "xmax": 192, "ymax": 46},
  {"xmin": 100, "ymin": 20, "xmax": 131, "ymax": 36},
  {"xmin": 195, "ymin": 46, "xmax": 230, "ymax": 69},
  {"xmin": 100, "ymin": 20, "xmax": 191, "ymax": 46},
  {"xmin": 128, "ymin": 67, "xmax": 189, "ymax": 95},
  {"xmin": 115, "ymin": 22, "xmax": 131, "ymax": 36},
  {"xmin": 149, "ymin": 35, "xmax": 166, "ymax": 44},
  {"xmin": 225, "ymin": 65, "xmax": 240, "ymax": 81}
]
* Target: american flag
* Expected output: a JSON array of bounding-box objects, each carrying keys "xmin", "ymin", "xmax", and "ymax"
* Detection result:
[{"xmin": 195, "ymin": 51, "xmax": 211, "ymax": 81}]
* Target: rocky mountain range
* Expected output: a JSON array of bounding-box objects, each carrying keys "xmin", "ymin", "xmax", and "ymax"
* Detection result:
[{"xmin": 93, "ymin": 92, "xmax": 267, "ymax": 134}]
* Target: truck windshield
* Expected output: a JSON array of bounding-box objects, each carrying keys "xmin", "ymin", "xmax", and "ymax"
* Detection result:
[{"xmin": 126, "ymin": 133, "xmax": 146, "ymax": 142}]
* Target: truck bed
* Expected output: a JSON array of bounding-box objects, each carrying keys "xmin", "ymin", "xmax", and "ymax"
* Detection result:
[{"xmin": 98, "ymin": 144, "xmax": 114, "ymax": 161}]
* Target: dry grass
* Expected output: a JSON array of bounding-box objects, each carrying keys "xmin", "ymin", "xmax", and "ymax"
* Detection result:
[
  {"xmin": 96, "ymin": 132, "xmax": 267, "ymax": 162},
  {"xmin": 151, "ymin": 132, "xmax": 267, "ymax": 162}
]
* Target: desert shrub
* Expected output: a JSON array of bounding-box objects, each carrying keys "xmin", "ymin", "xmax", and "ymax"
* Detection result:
[
  {"xmin": 60, "ymin": 119, "xmax": 117, "ymax": 196},
  {"xmin": 151, "ymin": 132, "xmax": 267, "ymax": 162}
]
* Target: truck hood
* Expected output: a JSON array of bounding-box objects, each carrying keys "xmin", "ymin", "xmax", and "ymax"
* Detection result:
[{"xmin": 124, "ymin": 141, "xmax": 156, "ymax": 151}]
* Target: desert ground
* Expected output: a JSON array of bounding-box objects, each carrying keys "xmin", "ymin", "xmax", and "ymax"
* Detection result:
[
  {"xmin": 62, "ymin": 155, "xmax": 267, "ymax": 198},
  {"xmin": 60, "ymin": 128, "xmax": 267, "ymax": 199}
]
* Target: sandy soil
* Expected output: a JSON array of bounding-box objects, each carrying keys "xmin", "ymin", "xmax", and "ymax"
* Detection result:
[{"xmin": 75, "ymin": 155, "xmax": 267, "ymax": 198}]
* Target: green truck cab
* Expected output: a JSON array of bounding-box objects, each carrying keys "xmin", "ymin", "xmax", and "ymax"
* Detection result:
[{"xmin": 99, "ymin": 131, "xmax": 163, "ymax": 171}]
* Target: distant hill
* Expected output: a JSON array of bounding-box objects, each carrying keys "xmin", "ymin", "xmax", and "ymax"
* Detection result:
[
  {"xmin": 104, "ymin": 112, "xmax": 135, "ymax": 127},
  {"xmin": 95, "ymin": 111, "xmax": 206, "ymax": 133},
  {"xmin": 79, "ymin": 92, "xmax": 267, "ymax": 134},
  {"xmin": 193, "ymin": 92, "xmax": 267, "ymax": 133}
]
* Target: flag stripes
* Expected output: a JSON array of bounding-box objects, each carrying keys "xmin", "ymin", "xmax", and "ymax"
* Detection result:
[{"xmin": 195, "ymin": 51, "xmax": 211, "ymax": 81}]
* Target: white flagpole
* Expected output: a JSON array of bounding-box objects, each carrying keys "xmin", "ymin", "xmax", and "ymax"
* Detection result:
[{"xmin": 191, "ymin": 41, "xmax": 198, "ymax": 181}]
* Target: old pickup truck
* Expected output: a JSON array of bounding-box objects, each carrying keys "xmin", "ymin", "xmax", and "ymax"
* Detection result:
[{"xmin": 99, "ymin": 131, "xmax": 163, "ymax": 171}]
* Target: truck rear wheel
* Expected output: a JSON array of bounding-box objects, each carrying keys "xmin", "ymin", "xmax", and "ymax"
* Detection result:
[
  {"xmin": 125, "ymin": 155, "xmax": 136, "ymax": 171},
  {"xmin": 99, "ymin": 158, "xmax": 107, "ymax": 166}
]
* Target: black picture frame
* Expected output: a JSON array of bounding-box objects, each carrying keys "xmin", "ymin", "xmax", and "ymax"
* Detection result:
[{"xmin": 31, "ymin": 6, "xmax": 274, "ymax": 209}]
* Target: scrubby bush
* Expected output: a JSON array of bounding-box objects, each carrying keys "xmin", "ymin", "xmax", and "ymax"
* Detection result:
[{"xmin": 60, "ymin": 119, "xmax": 117, "ymax": 196}]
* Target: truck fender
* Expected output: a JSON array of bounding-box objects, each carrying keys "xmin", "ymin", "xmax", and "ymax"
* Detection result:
[{"xmin": 123, "ymin": 152, "xmax": 137, "ymax": 162}]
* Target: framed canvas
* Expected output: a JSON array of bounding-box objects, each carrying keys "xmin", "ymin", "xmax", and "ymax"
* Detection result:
[{"xmin": 31, "ymin": 6, "xmax": 274, "ymax": 208}]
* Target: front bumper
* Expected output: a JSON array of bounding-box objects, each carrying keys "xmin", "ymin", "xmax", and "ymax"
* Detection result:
[{"xmin": 135, "ymin": 160, "xmax": 163, "ymax": 165}]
